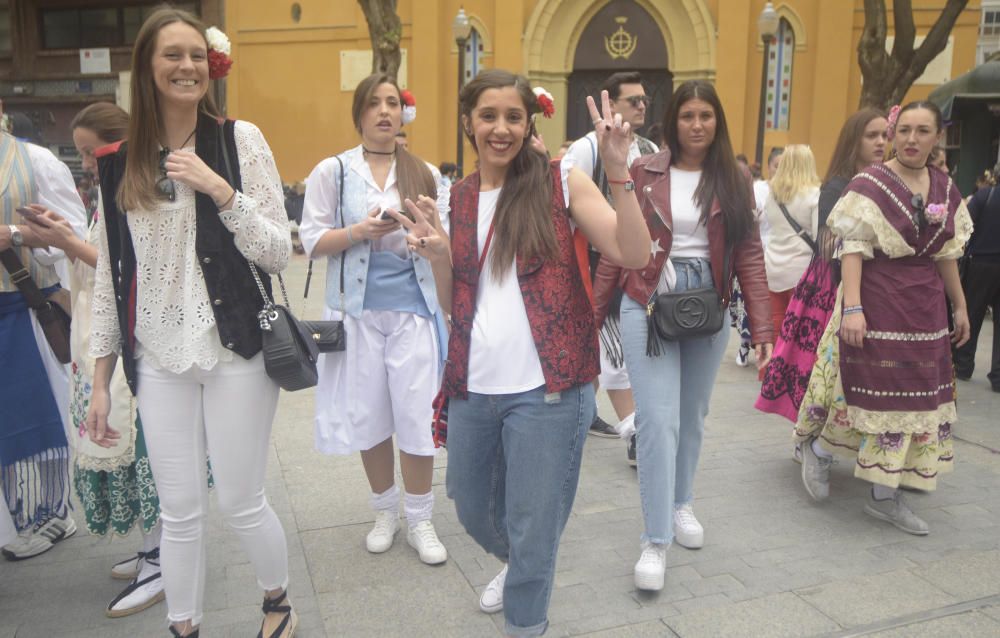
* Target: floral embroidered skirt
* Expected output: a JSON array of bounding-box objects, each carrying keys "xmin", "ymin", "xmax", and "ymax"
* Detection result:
[
  {"xmin": 69, "ymin": 365, "xmax": 159, "ymax": 537},
  {"xmin": 756, "ymin": 256, "xmax": 838, "ymax": 422},
  {"xmin": 794, "ymin": 273, "xmax": 956, "ymax": 491}
]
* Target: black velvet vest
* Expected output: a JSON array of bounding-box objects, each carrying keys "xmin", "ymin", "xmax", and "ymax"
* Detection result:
[{"xmin": 96, "ymin": 112, "xmax": 273, "ymax": 394}]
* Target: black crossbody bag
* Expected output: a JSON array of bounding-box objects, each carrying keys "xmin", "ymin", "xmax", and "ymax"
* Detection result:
[
  {"xmin": 646, "ymin": 250, "xmax": 729, "ymax": 355},
  {"xmin": 218, "ymin": 125, "xmax": 343, "ymax": 391}
]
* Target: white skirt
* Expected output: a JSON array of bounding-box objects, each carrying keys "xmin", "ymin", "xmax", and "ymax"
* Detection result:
[{"xmin": 314, "ymin": 308, "xmax": 439, "ymax": 457}]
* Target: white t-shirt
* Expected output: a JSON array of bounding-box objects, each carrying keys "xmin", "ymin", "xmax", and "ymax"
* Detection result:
[
  {"xmin": 467, "ymin": 188, "xmax": 546, "ymax": 394},
  {"xmin": 668, "ymin": 167, "xmax": 709, "ymax": 259},
  {"xmin": 763, "ymin": 187, "xmax": 820, "ymax": 292}
]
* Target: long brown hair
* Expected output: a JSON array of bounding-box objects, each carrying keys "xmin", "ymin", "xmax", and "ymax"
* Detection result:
[
  {"xmin": 351, "ymin": 74, "xmax": 436, "ymax": 210},
  {"xmin": 662, "ymin": 80, "xmax": 753, "ymax": 245},
  {"xmin": 70, "ymin": 102, "xmax": 129, "ymax": 144},
  {"xmin": 824, "ymin": 108, "xmax": 885, "ymax": 183},
  {"xmin": 459, "ymin": 69, "xmax": 557, "ymax": 279},
  {"xmin": 118, "ymin": 7, "xmax": 220, "ymax": 212}
]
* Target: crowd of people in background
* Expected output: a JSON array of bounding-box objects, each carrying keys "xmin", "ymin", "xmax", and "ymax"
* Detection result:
[{"xmin": 3, "ymin": 6, "xmax": 999, "ymax": 638}]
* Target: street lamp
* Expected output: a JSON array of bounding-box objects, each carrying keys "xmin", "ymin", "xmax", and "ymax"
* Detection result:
[
  {"xmin": 452, "ymin": 8, "xmax": 472, "ymax": 177},
  {"xmin": 755, "ymin": 2, "xmax": 779, "ymax": 167}
]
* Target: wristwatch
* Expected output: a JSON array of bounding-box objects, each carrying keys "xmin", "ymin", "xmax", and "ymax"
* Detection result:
[
  {"xmin": 7, "ymin": 225, "xmax": 22, "ymax": 248},
  {"xmin": 622, "ymin": 179, "xmax": 635, "ymax": 192}
]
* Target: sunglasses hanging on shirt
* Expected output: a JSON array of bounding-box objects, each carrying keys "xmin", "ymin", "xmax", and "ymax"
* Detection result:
[{"xmin": 157, "ymin": 128, "xmax": 197, "ymax": 203}]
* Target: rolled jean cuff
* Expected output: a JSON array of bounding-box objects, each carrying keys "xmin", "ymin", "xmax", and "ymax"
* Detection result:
[{"xmin": 506, "ymin": 619, "xmax": 548, "ymax": 638}]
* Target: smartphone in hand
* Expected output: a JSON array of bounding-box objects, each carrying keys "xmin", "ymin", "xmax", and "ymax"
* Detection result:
[
  {"xmin": 379, "ymin": 207, "xmax": 412, "ymax": 223},
  {"xmin": 16, "ymin": 207, "xmax": 50, "ymax": 227}
]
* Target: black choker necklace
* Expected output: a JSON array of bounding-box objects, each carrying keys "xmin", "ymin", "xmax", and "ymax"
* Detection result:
[
  {"xmin": 362, "ymin": 146, "xmax": 395, "ymax": 156},
  {"xmin": 895, "ymin": 157, "xmax": 926, "ymax": 171}
]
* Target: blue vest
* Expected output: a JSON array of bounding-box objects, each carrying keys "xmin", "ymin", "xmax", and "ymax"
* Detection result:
[{"xmin": 323, "ymin": 152, "xmax": 441, "ymax": 319}]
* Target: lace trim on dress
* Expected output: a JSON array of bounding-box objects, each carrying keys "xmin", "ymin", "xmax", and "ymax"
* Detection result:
[
  {"xmin": 846, "ymin": 402, "xmax": 957, "ymax": 435},
  {"xmin": 933, "ymin": 199, "xmax": 974, "ymax": 261},
  {"xmin": 829, "ymin": 191, "xmax": 914, "ymax": 260}
]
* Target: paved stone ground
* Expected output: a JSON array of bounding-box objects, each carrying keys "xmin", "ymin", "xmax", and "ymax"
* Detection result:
[{"xmin": 2, "ymin": 252, "xmax": 999, "ymax": 637}]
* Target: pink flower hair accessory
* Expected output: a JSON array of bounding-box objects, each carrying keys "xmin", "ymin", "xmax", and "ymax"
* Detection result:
[
  {"xmin": 205, "ymin": 27, "xmax": 233, "ymax": 80},
  {"xmin": 533, "ymin": 87, "xmax": 555, "ymax": 118},
  {"xmin": 400, "ymin": 89, "xmax": 417, "ymax": 125},
  {"xmin": 886, "ymin": 104, "xmax": 901, "ymax": 141},
  {"xmin": 925, "ymin": 202, "xmax": 947, "ymax": 225}
]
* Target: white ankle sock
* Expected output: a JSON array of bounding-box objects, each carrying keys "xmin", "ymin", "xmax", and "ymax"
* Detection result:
[
  {"xmin": 370, "ymin": 484, "xmax": 399, "ymax": 512},
  {"xmin": 141, "ymin": 521, "xmax": 161, "ymax": 553},
  {"xmin": 811, "ymin": 438, "xmax": 833, "ymax": 460},
  {"xmin": 872, "ymin": 484, "xmax": 896, "ymax": 500},
  {"xmin": 404, "ymin": 491, "xmax": 434, "ymax": 528},
  {"xmin": 617, "ymin": 413, "xmax": 636, "ymax": 439}
]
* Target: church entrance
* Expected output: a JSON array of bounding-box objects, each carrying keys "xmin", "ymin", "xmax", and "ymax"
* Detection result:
[{"xmin": 566, "ymin": 0, "xmax": 672, "ymax": 143}]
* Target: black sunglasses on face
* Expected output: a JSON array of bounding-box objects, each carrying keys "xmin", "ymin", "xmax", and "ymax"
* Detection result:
[
  {"xmin": 157, "ymin": 149, "xmax": 176, "ymax": 202},
  {"xmin": 618, "ymin": 95, "xmax": 651, "ymax": 108},
  {"xmin": 911, "ymin": 193, "xmax": 927, "ymax": 230}
]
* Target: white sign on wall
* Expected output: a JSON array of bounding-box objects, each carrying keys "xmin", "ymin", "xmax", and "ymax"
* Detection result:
[
  {"xmin": 340, "ymin": 49, "xmax": 408, "ymax": 91},
  {"xmin": 80, "ymin": 48, "xmax": 111, "ymax": 74},
  {"xmin": 884, "ymin": 36, "xmax": 954, "ymax": 85}
]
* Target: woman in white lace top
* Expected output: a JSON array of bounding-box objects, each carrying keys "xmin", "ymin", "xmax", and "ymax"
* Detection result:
[{"xmin": 84, "ymin": 9, "xmax": 295, "ymax": 638}]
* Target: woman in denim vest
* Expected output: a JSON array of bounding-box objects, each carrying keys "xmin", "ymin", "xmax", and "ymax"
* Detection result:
[{"xmin": 299, "ymin": 74, "xmax": 451, "ymax": 566}]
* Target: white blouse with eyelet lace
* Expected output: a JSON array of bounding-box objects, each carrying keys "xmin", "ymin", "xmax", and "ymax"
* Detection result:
[{"xmin": 89, "ymin": 120, "xmax": 291, "ymax": 374}]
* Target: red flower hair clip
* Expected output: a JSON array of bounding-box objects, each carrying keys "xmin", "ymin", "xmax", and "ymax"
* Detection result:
[
  {"xmin": 533, "ymin": 87, "xmax": 555, "ymax": 118},
  {"xmin": 205, "ymin": 27, "xmax": 233, "ymax": 80},
  {"xmin": 400, "ymin": 89, "xmax": 417, "ymax": 125}
]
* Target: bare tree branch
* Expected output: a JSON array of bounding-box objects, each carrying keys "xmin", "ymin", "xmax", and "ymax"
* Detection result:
[
  {"xmin": 858, "ymin": 0, "xmax": 969, "ymax": 108},
  {"xmin": 356, "ymin": 0, "xmax": 402, "ymax": 79},
  {"xmin": 890, "ymin": 0, "xmax": 916, "ymax": 65}
]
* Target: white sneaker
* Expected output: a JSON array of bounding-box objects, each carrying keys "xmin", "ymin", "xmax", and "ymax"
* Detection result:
[
  {"xmin": 479, "ymin": 564, "xmax": 507, "ymax": 613},
  {"xmin": 2, "ymin": 514, "xmax": 77, "ymax": 561},
  {"xmin": 634, "ymin": 541, "xmax": 668, "ymax": 591},
  {"xmin": 735, "ymin": 344, "xmax": 750, "ymax": 367},
  {"xmin": 366, "ymin": 510, "xmax": 399, "ymax": 553},
  {"xmin": 406, "ymin": 520, "xmax": 447, "ymax": 564},
  {"xmin": 673, "ymin": 504, "xmax": 704, "ymax": 549}
]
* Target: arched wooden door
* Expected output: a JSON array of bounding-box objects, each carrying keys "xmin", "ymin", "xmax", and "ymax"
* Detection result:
[{"xmin": 566, "ymin": 0, "xmax": 672, "ymax": 143}]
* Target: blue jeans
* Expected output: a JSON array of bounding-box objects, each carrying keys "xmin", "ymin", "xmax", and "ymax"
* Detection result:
[
  {"xmin": 620, "ymin": 258, "xmax": 730, "ymax": 544},
  {"xmin": 446, "ymin": 384, "xmax": 595, "ymax": 637}
]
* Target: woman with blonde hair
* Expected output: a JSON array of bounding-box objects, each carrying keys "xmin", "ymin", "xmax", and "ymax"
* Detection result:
[
  {"xmin": 86, "ymin": 8, "xmax": 295, "ymax": 637},
  {"xmin": 762, "ymin": 144, "xmax": 821, "ymax": 341}
]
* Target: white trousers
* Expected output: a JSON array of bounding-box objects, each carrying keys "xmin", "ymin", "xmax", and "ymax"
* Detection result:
[
  {"xmin": 314, "ymin": 308, "xmax": 439, "ymax": 456},
  {"xmin": 136, "ymin": 354, "xmax": 288, "ymax": 625}
]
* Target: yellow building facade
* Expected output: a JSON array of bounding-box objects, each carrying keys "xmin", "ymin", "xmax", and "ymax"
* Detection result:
[{"xmin": 224, "ymin": 0, "xmax": 982, "ymax": 182}]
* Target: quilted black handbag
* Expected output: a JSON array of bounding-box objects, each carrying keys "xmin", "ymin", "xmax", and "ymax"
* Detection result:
[{"xmin": 219, "ymin": 124, "xmax": 343, "ymax": 391}]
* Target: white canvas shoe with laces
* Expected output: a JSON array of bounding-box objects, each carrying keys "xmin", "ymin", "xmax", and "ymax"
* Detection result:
[
  {"xmin": 406, "ymin": 520, "xmax": 447, "ymax": 564},
  {"xmin": 673, "ymin": 504, "xmax": 704, "ymax": 549},
  {"xmin": 366, "ymin": 510, "xmax": 399, "ymax": 554},
  {"xmin": 479, "ymin": 564, "xmax": 508, "ymax": 613},
  {"xmin": 634, "ymin": 541, "xmax": 668, "ymax": 591}
]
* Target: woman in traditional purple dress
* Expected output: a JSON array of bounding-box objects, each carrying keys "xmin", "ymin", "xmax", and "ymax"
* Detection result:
[
  {"xmin": 794, "ymin": 102, "xmax": 972, "ymax": 536},
  {"xmin": 756, "ymin": 110, "xmax": 887, "ymax": 424}
]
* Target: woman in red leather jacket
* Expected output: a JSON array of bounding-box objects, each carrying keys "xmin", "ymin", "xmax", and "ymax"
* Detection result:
[{"xmin": 592, "ymin": 80, "xmax": 773, "ymax": 591}]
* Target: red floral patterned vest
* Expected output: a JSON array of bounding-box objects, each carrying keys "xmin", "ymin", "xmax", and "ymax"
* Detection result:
[{"xmin": 441, "ymin": 164, "xmax": 600, "ymax": 399}]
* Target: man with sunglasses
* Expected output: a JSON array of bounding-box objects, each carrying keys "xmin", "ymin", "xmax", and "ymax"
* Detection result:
[{"xmin": 562, "ymin": 71, "xmax": 658, "ymax": 462}]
